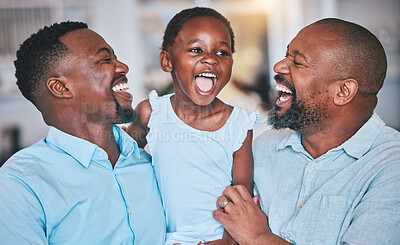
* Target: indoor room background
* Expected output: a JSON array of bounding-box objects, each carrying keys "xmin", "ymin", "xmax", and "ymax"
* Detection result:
[{"xmin": 0, "ymin": 0, "xmax": 399, "ymax": 165}]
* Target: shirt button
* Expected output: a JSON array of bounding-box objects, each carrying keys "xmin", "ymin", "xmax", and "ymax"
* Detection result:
[
  {"xmin": 299, "ymin": 202, "xmax": 304, "ymax": 208},
  {"xmin": 312, "ymin": 161, "xmax": 318, "ymax": 168},
  {"xmin": 97, "ymin": 151, "xmax": 103, "ymax": 157}
]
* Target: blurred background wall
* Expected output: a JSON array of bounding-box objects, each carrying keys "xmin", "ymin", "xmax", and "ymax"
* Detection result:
[{"xmin": 0, "ymin": 0, "xmax": 399, "ymax": 165}]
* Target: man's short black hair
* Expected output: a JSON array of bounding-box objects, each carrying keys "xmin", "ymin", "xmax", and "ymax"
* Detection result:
[
  {"xmin": 14, "ymin": 21, "xmax": 88, "ymax": 106},
  {"xmin": 315, "ymin": 18, "xmax": 387, "ymax": 95},
  {"xmin": 161, "ymin": 7, "xmax": 235, "ymax": 53}
]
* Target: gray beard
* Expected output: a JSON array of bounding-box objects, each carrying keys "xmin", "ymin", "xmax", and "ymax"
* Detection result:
[{"xmin": 268, "ymin": 96, "xmax": 328, "ymax": 134}]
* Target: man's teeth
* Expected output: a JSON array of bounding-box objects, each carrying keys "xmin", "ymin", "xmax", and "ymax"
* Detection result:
[
  {"xmin": 279, "ymin": 96, "xmax": 291, "ymax": 102},
  {"xmin": 276, "ymin": 84, "xmax": 292, "ymax": 94},
  {"xmin": 112, "ymin": 82, "xmax": 129, "ymax": 92},
  {"xmin": 197, "ymin": 73, "xmax": 217, "ymax": 79}
]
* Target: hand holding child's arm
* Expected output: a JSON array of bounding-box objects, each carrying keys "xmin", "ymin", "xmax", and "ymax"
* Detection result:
[{"xmin": 219, "ymin": 130, "xmax": 255, "ymax": 244}]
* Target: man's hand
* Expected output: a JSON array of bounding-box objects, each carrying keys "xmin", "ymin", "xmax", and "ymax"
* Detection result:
[
  {"xmin": 213, "ymin": 185, "xmax": 280, "ymax": 245},
  {"xmin": 198, "ymin": 239, "xmax": 228, "ymax": 245}
]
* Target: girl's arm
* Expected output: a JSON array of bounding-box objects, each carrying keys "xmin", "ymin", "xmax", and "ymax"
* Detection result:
[
  {"xmin": 232, "ymin": 130, "xmax": 254, "ymax": 195},
  {"xmin": 222, "ymin": 130, "xmax": 254, "ymax": 244},
  {"xmin": 125, "ymin": 99, "xmax": 152, "ymax": 148}
]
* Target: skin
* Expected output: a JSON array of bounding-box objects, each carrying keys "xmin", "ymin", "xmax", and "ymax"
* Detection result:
[
  {"xmin": 127, "ymin": 16, "xmax": 254, "ymax": 244},
  {"xmin": 41, "ymin": 28, "xmax": 133, "ymax": 167},
  {"xmin": 273, "ymin": 24, "xmax": 371, "ymax": 158},
  {"xmin": 210, "ymin": 23, "xmax": 378, "ymax": 245}
]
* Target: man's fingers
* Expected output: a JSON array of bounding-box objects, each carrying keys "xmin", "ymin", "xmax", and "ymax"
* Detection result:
[
  {"xmin": 198, "ymin": 239, "xmax": 228, "ymax": 245},
  {"xmin": 213, "ymin": 209, "xmax": 230, "ymax": 225},
  {"xmin": 253, "ymin": 195, "xmax": 261, "ymax": 207},
  {"xmin": 222, "ymin": 186, "xmax": 243, "ymax": 204},
  {"xmin": 217, "ymin": 195, "xmax": 229, "ymax": 210},
  {"xmin": 232, "ymin": 184, "xmax": 253, "ymax": 201}
]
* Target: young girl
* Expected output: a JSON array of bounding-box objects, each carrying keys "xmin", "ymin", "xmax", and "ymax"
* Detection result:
[{"xmin": 127, "ymin": 7, "xmax": 259, "ymax": 245}]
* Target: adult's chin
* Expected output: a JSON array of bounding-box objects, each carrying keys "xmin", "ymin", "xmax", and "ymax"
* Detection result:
[
  {"xmin": 268, "ymin": 105, "xmax": 301, "ymax": 130},
  {"xmin": 116, "ymin": 104, "xmax": 137, "ymax": 124}
]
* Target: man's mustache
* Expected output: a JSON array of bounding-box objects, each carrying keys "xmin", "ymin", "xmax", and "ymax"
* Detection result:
[
  {"xmin": 274, "ymin": 74, "xmax": 296, "ymax": 95},
  {"xmin": 112, "ymin": 74, "xmax": 127, "ymax": 84}
]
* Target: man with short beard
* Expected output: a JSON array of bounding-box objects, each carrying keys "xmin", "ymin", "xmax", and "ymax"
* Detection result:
[
  {"xmin": 211, "ymin": 18, "xmax": 400, "ymax": 245},
  {"xmin": 0, "ymin": 21, "xmax": 165, "ymax": 244}
]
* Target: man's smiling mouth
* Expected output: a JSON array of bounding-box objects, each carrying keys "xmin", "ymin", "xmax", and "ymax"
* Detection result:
[
  {"xmin": 276, "ymin": 83, "xmax": 293, "ymax": 102},
  {"xmin": 112, "ymin": 81, "xmax": 129, "ymax": 92},
  {"xmin": 112, "ymin": 79, "xmax": 133, "ymax": 101}
]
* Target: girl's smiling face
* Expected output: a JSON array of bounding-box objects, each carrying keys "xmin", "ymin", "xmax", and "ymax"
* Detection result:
[{"xmin": 160, "ymin": 16, "xmax": 234, "ymax": 106}]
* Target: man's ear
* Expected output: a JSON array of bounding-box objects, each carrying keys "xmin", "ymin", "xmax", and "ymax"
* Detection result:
[
  {"xmin": 159, "ymin": 50, "xmax": 173, "ymax": 72},
  {"xmin": 46, "ymin": 77, "xmax": 72, "ymax": 98},
  {"xmin": 333, "ymin": 79, "xmax": 358, "ymax": 106}
]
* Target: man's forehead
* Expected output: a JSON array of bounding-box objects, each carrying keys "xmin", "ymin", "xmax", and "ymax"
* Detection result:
[
  {"xmin": 60, "ymin": 29, "xmax": 107, "ymax": 50},
  {"xmin": 289, "ymin": 25, "xmax": 342, "ymax": 57},
  {"xmin": 298, "ymin": 24, "xmax": 341, "ymax": 44}
]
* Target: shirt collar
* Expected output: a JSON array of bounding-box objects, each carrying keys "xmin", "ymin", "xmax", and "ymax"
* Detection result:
[
  {"xmin": 341, "ymin": 113, "xmax": 385, "ymax": 158},
  {"xmin": 277, "ymin": 130, "xmax": 303, "ymax": 152},
  {"xmin": 112, "ymin": 125, "xmax": 141, "ymax": 160},
  {"xmin": 45, "ymin": 125, "xmax": 140, "ymax": 168},
  {"xmin": 277, "ymin": 113, "xmax": 385, "ymax": 159}
]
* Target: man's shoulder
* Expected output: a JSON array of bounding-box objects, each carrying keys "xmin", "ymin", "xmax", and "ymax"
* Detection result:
[
  {"xmin": 362, "ymin": 114, "xmax": 400, "ymax": 150},
  {"xmin": 0, "ymin": 139, "xmax": 49, "ymax": 176},
  {"xmin": 368, "ymin": 125, "xmax": 400, "ymax": 160},
  {"xmin": 378, "ymin": 125, "xmax": 400, "ymax": 144},
  {"xmin": 254, "ymin": 128, "xmax": 293, "ymax": 148}
]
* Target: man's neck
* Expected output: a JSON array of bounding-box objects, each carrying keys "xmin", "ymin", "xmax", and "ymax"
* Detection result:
[
  {"xmin": 57, "ymin": 123, "xmax": 120, "ymax": 167},
  {"xmin": 300, "ymin": 121, "xmax": 365, "ymax": 159},
  {"xmin": 300, "ymin": 109, "xmax": 373, "ymax": 159}
]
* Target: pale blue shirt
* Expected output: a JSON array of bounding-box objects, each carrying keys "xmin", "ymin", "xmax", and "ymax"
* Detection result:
[
  {"xmin": 254, "ymin": 113, "xmax": 400, "ymax": 245},
  {"xmin": 0, "ymin": 126, "xmax": 166, "ymax": 245}
]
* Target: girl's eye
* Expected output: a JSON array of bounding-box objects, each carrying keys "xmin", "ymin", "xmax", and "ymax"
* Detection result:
[
  {"xmin": 216, "ymin": 50, "xmax": 229, "ymax": 56},
  {"xmin": 189, "ymin": 48, "xmax": 202, "ymax": 53}
]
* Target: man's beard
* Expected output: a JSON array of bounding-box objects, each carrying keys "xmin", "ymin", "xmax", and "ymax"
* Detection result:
[
  {"xmin": 111, "ymin": 74, "xmax": 137, "ymax": 124},
  {"xmin": 268, "ymin": 90, "xmax": 329, "ymax": 134},
  {"xmin": 114, "ymin": 97, "xmax": 137, "ymax": 124}
]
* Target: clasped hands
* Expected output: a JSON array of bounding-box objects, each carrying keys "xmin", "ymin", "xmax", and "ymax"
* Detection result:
[{"xmin": 199, "ymin": 185, "xmax": 271, "ymax": 245}]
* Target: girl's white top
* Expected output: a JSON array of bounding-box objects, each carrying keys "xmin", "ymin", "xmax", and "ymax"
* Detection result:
[{"xmin": 146, "ymin": 90, "xmax": 260, "ymax": 245}]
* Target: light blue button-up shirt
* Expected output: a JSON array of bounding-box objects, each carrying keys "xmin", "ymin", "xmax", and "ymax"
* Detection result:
[
  {"xmin": 254, "ymin": 113, "xmax": 400, "ymax": 244},
  {"xmin": 0, "ymin": 126, "xmax": 166, "ymax": 245}
]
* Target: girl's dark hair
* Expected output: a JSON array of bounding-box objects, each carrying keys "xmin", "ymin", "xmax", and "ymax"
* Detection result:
[{"xmin": 161, "ymin": 7, "xmax": 235, "ymax": 53}]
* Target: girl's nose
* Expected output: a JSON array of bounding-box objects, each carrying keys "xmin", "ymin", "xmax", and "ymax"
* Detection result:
[{"xmin": 201, "ymin": 53, "xmax": 218, "ymax": 66}]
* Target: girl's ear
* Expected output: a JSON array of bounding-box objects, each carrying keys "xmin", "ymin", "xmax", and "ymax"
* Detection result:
[
  {"xmin": 46, "ymin": 77, "xmax": 73, "ymax": 98},
  {"xmin": 159, "ymin": 50, "xmax": 173, "ymax": 72},
  {"xmin": 333, "ymin": 78, "xmax": 358, "ymax": 106}
]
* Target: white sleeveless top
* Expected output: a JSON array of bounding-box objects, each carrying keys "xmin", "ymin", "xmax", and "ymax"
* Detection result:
[{"xmin": 146, "ymin": 90, "xmax": 259, "ymax": 244}]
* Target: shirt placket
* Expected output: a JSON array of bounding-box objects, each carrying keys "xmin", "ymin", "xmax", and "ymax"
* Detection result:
[
  {"xmin": 281, "ymin": 159, "xmax": 319, "ymax": 244},
  {"xmin": 94, "ymin": 148, "xmax": 136, "ymax": 243}
]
